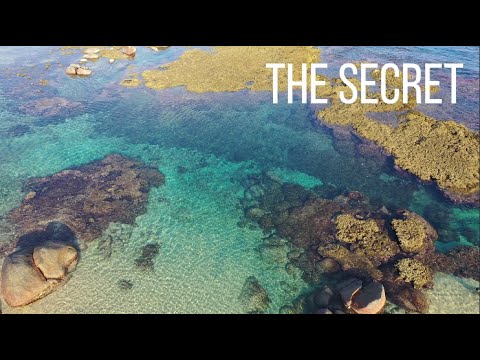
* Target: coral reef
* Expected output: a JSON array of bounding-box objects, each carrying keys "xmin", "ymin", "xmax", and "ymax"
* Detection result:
[
  {"xmin": 238, "ymin": 276, "xmax": 271, "ymax": 314},
  {"xmin": 142, "ymin": 46, "xmax": 320, "ymax": 92},
  {"xmin": 395, "ymin": 258, "xmax": 433, "ymax": 289},
  {"xmin": 8, "ymin": 154, "xmax": 165, "ymax": 243}
]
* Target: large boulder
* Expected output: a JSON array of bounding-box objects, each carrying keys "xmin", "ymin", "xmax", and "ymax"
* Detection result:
[
  {"xmin": 33, "ymin": 242, "xmax": 78, "ymax": 279},
  {"xmin": 1, "ymin": 252, "xmax": 55, "ymax": 307},
  {"xmin": 1, "ymin": 242, "xmax": 78, "ymax": 307},
  {"xmin": 336, "ymin": 277, "xmax": 362, "ymax": 308},
  {"xmin": 351, "ymin": 281, "xmax": 386, "ymax": 314}
]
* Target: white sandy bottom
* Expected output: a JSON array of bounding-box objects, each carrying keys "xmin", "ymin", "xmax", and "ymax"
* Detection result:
[{"xmin": 426, "ymin": 273, "xmax": 479, "ymax": 314}]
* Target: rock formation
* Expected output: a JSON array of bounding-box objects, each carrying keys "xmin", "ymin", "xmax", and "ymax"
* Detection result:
[{"xmin": 8, "ymin": 154, "xmax": 165, "ymax": 244}]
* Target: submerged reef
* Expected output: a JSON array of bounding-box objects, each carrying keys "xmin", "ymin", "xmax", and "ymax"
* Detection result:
[
  {"xmin": 19, "ymin": 97, "xmax": 83, "ymax": 118},
  {"xmin": 317, "ymin": 78, "xmax": 480, "ymax": 205},
  {"xmin": 8, "ymin": 154, "xmax": 165, "ymax": 243},
  {"xmin": 134, "ymin": 243, "xmax": 161, "ymax": 271},
  {"xmin": 239, "ymin": 171, "xmax": 479, "ymax": 313},
  {"xmin": 238, "ymin": 276, "xmax": 271, "ymax": 314},
  {"xmin": 142, "ymin": 46, "xmax": 320, "ymax": 92}
]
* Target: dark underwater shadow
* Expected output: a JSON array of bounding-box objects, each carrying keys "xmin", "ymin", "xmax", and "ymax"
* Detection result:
[{"xmin": 16, "ymin": 221, "xmax": 80, "ymax": 253}]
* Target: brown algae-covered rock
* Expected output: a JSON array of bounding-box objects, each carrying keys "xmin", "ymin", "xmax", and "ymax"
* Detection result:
[
  {"xmin": 422, "ymin": 246, "xmax": 480, "ymax": 281},
  {"xmin": 317, "ymin": 104, "xmax": 480, "ymax": 205},
  {"xmin": 19, "ymin": 97, "xmax": 82, "ymax": 117},
  {"xmin": 318, "ymin": 244, "xmax": 383, "ymax": 281},
  {"xmin": 392, "ymin": 210, "xmax": 437, "ymax": 254},
  {"xmin": 335, "ymin": 214, "xmax": 380, "ymax": 244},
  {"xmin": 121, "ymin": 78, "xmax": 141, "ymax": 87},
  {"xmin": 335, "ymin": 214, "xmax": 400, "ymax": 265},
  {"xmin": 8, "ymin": 154, "xmax": 165, "ymax": 243},
  {"xmin": 395, "ymin": 258, "xmax": 433, "ymax": 289},
  {"xmin": 142, "ymin": 46, "xmax": 320, "ymax": 92}
]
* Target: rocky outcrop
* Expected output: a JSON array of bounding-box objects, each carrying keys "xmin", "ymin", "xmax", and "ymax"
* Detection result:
[
  {"xmin": 1, "ymin": 242, "xmax": 78, "ymax": 307},
  {"xmin": 239, "ymin": 171, "xmax": 479, "ymax": 314},
  {"xmin": 8, "ymin": 154, "xmax": 165, "ymax": 244},
  {"xmin": 392, "ymin": 210, "xmax": 437, "ymax": 254},
  {"xmin": 66, "ymin": 64, "xmax": 92, "ymax": 76},
  {"xmin": 238, "ymin": 276, "xmax": 271, "ymax": 314}
]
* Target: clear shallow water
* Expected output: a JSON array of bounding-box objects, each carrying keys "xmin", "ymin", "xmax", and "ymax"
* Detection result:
[{"xmin": 0, "ymin": 46, "xmax": 478, "ymax": 314}]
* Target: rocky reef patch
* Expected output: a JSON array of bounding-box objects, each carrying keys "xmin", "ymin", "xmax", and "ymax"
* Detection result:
[
  {"xmin": 239, "ymin": 171, "xmax": 479, "ymax": 313},
  {"xmin": 142, "ymin": 46, "xmax": 320, "ymax": 92},
  {"xmin": 317, "ymin": 76, "xmax": 480, "ymax": 205},
  {"xmin": 8, "ymin": 154, "xmax": 165, "ymax": 243}
]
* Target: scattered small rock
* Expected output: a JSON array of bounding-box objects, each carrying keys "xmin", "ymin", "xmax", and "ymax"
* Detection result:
[
  {"xmin": 25, "ymin": 191, "xmax": 36, "ymax": 201},
  {"xmin": 83, "ymin": 53, "xmax": 99, "ymax": 60},
  {"xmin": 65, "ymin": 64, "xmax": 92, "ymax": 76},
  {"xmin": 122, "ymin": 46, "xmax": 137, "ymax": 56},
  {"xmin": 84, "ymin": 48, "xmax": 100, "ymax": 54},
  {"xmin": 134, "ymin": 243, "xmax": 161, "ymax": 271},
  {"xmin": 109, "ymin": 59, "xmax": 115, "ymax": 64},
  {"xmin": 65, "ymin": 65, "xmax": 77, "ymax": 75},
  {"xmin": 117, "ymin": 279, "xmax": 134, "ymax": 291},
  {"xmin": 76, "ymin": 67, "xmax": 92, "ymax": 76},
  {"xmin": 313, "ymin": 286, "xmax": 334, "ymax": 308},
  {"xmin": 314, "ymin": 308, "xmax": 333, "ymax": 314}
]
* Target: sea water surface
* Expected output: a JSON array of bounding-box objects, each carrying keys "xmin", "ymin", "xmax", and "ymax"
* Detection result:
[{"xmin": 0, "ymin": 46, "xmax": 478, "ymax": 313}]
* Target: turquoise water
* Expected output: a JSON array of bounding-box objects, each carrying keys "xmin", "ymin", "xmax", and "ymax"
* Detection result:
[{"xmin": 0, "ymin": 46, "xmax": 478, "ymax": 313}]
